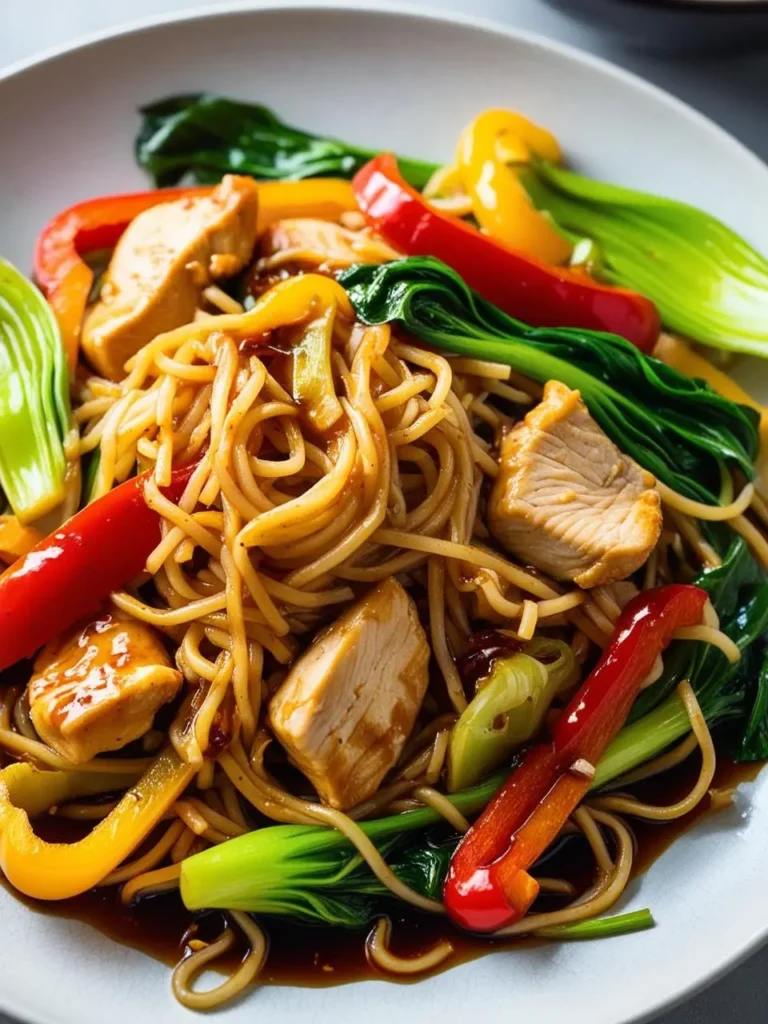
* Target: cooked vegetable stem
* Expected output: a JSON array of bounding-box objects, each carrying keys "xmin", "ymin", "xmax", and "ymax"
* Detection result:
[{"xmin": 0, "ymin": 258, "xmax": 72, "ymax": 522}]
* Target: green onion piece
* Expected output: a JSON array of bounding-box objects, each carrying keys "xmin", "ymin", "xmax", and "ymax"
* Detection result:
[
  {"xmin": 522, "ymin": 161, "xmax": 768, "ymax": 358},
  {"xmin": 0, "ymin": 257, "xmax": 71, "ymax": 523},
  {"xmin": 448, "ymin": 654, "xmax": 550, "ymax": 792},
  {"xmin": 448, "ymin": 640, "xmax": 576, "ymax": 792},
  {"xmin": 537, "ymin": 908, "xmax": 655, "ymax": 940},
  {"xmin": 81, "ymin": 450, "xmax": 102, "ymax": 507}
]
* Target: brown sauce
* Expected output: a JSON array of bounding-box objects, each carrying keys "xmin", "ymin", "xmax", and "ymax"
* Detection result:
[{"xmin": 6, "ymin": 753, "xmax": 764, "ymax": 989}]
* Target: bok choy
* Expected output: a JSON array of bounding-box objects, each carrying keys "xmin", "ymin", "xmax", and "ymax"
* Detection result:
[
  {"xmin": 521, "ymin": 161, "xmax": 768, "ymax": 358},
  {"xmin": 447, "ymin": 638, "xmax": 577, "ymax": 792},
  {"xmin": 340, "ymin": 256, "xmax": 758, "ymax": 504},
  {"xmin": 597, "ymin": 530, "xmax": 768, "ymax": 786},
  {"xmin": 181, "ymin": 534, "xmax": 768, "ymax": 927},
  {"xmin": 0, "ymin": 257, "xmax": 71, "ymax": 523},
  {"xmin": 182, "ymin": 801, "xmax": 652, "ymax": 940},
  {"xmin": 136, "ymin": 95, "xmax": 438, "ymax": 190},
  {"xmin": 181, "ymin": 773, "xmax": 506, "ymax": 925}
]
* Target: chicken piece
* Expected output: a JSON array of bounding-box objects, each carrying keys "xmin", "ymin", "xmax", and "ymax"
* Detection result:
[
  {"xmin": 82, "ymin": 174, "xmax": 259, "ymax": 380},
  {"xmin": 489, "ymin": 380, "xmax": 661, "ymax": 588},
  {"xmin": 28, "ymin": 611, "xmax": 182, "ymax": 764},
  {"xmin": 260, "ymin": 217, "xmax": 399, "ymax": 271},
  {"xmin": 269, "ymin": 577, "xmax": 430, "ymax": 810}
]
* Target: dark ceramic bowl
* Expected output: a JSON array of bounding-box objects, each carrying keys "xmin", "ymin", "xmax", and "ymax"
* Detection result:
[{"xmin": 543, "ymin": 0, "xmax": 768, "ymax": 51}]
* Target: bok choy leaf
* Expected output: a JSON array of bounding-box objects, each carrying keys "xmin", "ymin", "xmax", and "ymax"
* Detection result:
[
  {"xmin": 180, "ymin": 772, "xmax": 506, "ymax": 924},
  {"xmin": 537, "ymin": 908, "xmax": 655, "ymax": 940},
  {"xmin": 182, "ymin": 554, "xmax": 768, "ymax": 926},
  {"xmin": 136, "ymin": 95, "xmax": 439, "ymax": 189},
  {"xmin": 0, "ymin": 257, "xmax": 71, "ymax": 523},
  {"xmin": 340, "ymin": 256, "xmax": 758, "ymax": 504},
  {"xmin": 628, "ymin": 527, "xmax": 764, "ymax": 722},
  {"xmin": 521, "ymin": 161, "xmax": 768, "ymax": 358},
  {"xmin": 596, "ymin": 581, "xmax": 768, "ymax": 786}
]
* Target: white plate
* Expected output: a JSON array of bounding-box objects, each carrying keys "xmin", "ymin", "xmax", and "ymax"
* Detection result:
[{"xmin": 2, "ymin": 5, "xmax": 768, "ymax": 1023}]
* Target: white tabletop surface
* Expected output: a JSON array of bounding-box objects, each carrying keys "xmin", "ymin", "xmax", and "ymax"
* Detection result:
[{"xmin": 1, "ymin": 1, "xmax": 767, "ymax": 1022}]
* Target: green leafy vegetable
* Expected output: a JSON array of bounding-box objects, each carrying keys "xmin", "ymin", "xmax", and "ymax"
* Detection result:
[
  {"xmin": 735, "ymin": 643, "xmax": 768, "ymax": 761},
  {"xmin": 136, "ymin": 95, "xmax": 438, "ymax": 189},
  {"xmin": 0, "ymin": 257, "xmax": 71, "ymax": 523},
  {"xmin": 520, "ymin": 161, "xmax": 768, "ymax": 358},
  {"xmin": 185, "ymin": 832, "xmax": 454, "ymax": 930},
  {"xmin": 340, "ymin": 256, "xmax": 758, "ymax": 503},
  {"xmin": 181, "ymin": 773, "xmax": 505, "ymax": 924},
  {"xmin": 536, "ymin": 908, "xmax": 655, "ymax": 940},
  {"xmin": 81, "ymin": 450, "xmax": 101, "ymax": 508},
  {"xmin": 596, "ymin": 582, "xmax": 768, "ymax": 787},
  {"xmin": 629, "ymin": 528, "xmax": 764, "ymax": 722},
  {"xmin": 182, "ymin": 557, "xmax": 768, "ymax": 924}
]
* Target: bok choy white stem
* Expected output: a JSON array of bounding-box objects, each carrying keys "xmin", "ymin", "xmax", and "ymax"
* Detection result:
[
  {"xmin": 522, "ymin": 161, "xmax": 768, "ymax": 358},
  {"xmin": 0, "ymin": 258, "xmax": 71, "ymax": 523}
]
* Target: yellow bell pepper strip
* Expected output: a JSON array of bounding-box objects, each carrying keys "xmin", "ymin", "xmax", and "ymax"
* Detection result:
[
  {"xmin": 256, "ymin": 178, "xmax": 357, "ymax": 234},
  {"xmin": 0, "ymin": 762, "xmax": 139, "ymax": 818},
  {"xmin": 34, "ymin": 179, "xmax": 357, "ymax": 371},
  {"xmin": 195, "ymin": 272, "xmax": 351, "ymax": 428},
  {"xmin": 654, "ymin": 333, "xmax": 768, "ymax": 486},
  {"xmin": 0, "ymin": 747, "xmax": 194, "ymax": 900},
  {"xmin": 0, "ymin": 516, "xmax": 44, "ymax": 565},
  {"xmin": 457, "ymin": 110, "xmax": 571, "ymax": 265}
]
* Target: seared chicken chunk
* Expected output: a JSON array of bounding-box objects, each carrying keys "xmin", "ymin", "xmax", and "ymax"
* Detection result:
[
  {"xmin": 269, "ymin": 578, "xmax": 429, "ymax": 809},
  {"xmin": 489, "ymin": 381, "xmax": 661, "ymax": 588},
  {"xmin": 260, "ymin": 217, "xmax": 399, "ymax": 271},
  {"xmin": 82, "ymin": 174, "xmax": 259, "ymax": 380},
  {"xmin": 28, "ymin": 611, "xmax": 182, "ymax": 764}
]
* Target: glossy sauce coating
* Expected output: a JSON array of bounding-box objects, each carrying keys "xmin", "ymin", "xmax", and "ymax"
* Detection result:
[
  {"xmin": 29, "ymin": 611, "xmax": 181, "ymax": 763},
  {"xmin": 10, "ymin": 753, "xmax": 761, "ymax": 988}
]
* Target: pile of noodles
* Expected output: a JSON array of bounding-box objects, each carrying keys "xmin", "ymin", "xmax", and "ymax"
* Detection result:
[{"xmin": 2, "ymin": 241, "xmax": 759, "ymax": 1009}]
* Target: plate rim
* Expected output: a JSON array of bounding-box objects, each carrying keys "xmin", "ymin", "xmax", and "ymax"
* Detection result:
[
  {"xmin": 1, "ymin": 4, "xmax": 768, "ymax": 1023},
  {"xmin": 0, "ymin": 0, "xmax": 764, "ymax": 192}
]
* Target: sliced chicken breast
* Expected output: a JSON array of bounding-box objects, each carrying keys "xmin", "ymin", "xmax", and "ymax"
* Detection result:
[
  {"xmin": 489, "ymin": 380, "xmax": 661, "ymax": 588},
  {"xmin": 260, "ymin": 217, "xmax": 399, "ymax": 270},
  {"xmin": 82, "ymin": 174, "xmax": 259, "ymax": 380},
  {"xmin": 269, "ymin": 577, "xmax": 430, "ymax": 810},
  {"xmin": 28, "ymin": 611, "xmax": 182, "ymax": 764}
]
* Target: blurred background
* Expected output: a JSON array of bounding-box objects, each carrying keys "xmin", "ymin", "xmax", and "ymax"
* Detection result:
[
  {"xmin": 1, "ymin": 0, "xmax": 767, "ymax": 166},
  {"xmin": 0, "ymin": 1, "xmax": 767, "ymax": 1021}
]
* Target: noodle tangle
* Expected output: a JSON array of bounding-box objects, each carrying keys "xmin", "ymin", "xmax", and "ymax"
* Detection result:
[{"xmin": 8, "ymin": 216, "xmax": 756, "ymax": 1013}]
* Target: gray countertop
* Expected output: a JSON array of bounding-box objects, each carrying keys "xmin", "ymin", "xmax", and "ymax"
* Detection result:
[{"xmin": 1, "ymin": 1, "xmax": 767, "ymax": 1021}]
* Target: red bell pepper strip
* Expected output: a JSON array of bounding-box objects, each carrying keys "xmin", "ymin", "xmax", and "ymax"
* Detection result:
[
  {"xmin": 443, "ymin": 583, "xmax": 708, "ymax": 933},
  {"xmin": 353, "ymin": 154, "xmax": 660, "ymax": 353},
  {"xmin": 0, "ymin": 462, "xmax": 197, "ymax": 673},
  {"xmin": 34, "ymin": 187, "xmax": 211, "ymax": 371}
]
